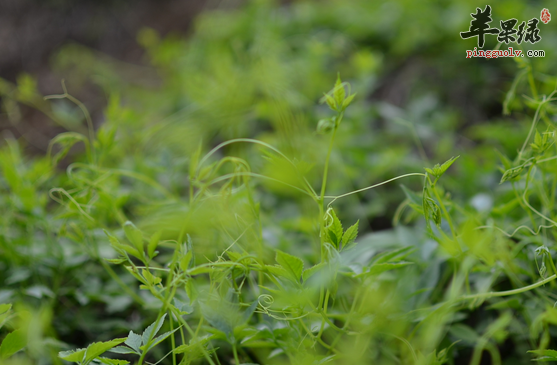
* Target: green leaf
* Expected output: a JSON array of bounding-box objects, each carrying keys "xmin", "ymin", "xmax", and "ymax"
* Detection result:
[
  {"xmin": 426, "ymin": 156, "xmax": 460, "ymax": 178},
  {"xmin": 187, "ymin": 265, "xmax": 217, "ymax": 275},
  {"xmin": 275, "ymin": 250, "xmax": 304, "ymax": 283},
  {"xmin": 180, "ymin": 251, "xmax": 193, "ymax": 272},
  {"xmin": 326, "ymin": 209, "xmax": 343, "ymax": 249},
  {"xmin": 0, "ymin": 304, "xmax": 12, "ymax": 329},
  {"xmin": 0, "ymin": 304, "xmax": 11, "ymax": 315},
  {"xmin": 341, "ymin": 220, "xmax": 359, "ymax": 248},
  {"xmin": 109, "ymin": 346, "xmax": 138, "ymax": 355},
  {"xmin": 104, "ymin": 230, "xmax": 141, "ymax": 259},
  {"xmin": 142, "ymin": 314, "xmax": 167, "ymax": 348},
  {"xmin": 123, "ymin": 221, "xmax": 144, "ymax": 254},
  {"xmin": 528, "ymin": 349, "xmax": 557, "ymax": 361},
  {"xmin": 141, "ymin": 328, "xmax": 179, "ymax": 353},
  {"xmin": 173, "ymin": 335, "xmax": 213, "ymax": 356},
  {"xmin": 148, "ymin": 231, "xmax": 162, "ymax": 259},
  {"xmin": 84, "ymin": 338, "xmax": 127, "ymax": 364},
  {"xmin": 334, "ymin": 83, "xmax": 346, "ymax": 107},
  {"xmin": 189, "ymin": 142, "xmax": 203, "ymax": 179},
  {"xmin": 373, "ymin": 246, "xmax": 415, "ymax": 265},
  {"xmin": 105, "ymin": 258, "xmax": 126, "ymax": 265},
  {"xmin": 342, "ymin": 93, "xmax": 356, "ymax": 109},
  {"xmin": 324, "ymin": 94, "xmax": 337, "ymax": 111},
  {"xmin": 124, "ymin": 331, "xmax": 142, "ymax": 353},
  {"xmin": 500, "ymin": 165, "xmax": 523, "ymax": 184},
  {"xmin": 98, "ymin": 357, "xmax": 130, "ymax": 365},
  {"xmin": 59, "ymin": 348, "xmax": 87, "ymax": 363},
  {"xmin": 424, "ymin": 197, "xmax": 441, "ymax": 227},
  {"xmin": 0, "ymin": 329, "xmax": 27, "ymax": 359},
  {"xmin": 335, "ymin": 73, "xmax": 342, "ymax": 88},
  {"xmin": 265, "ymin": 264, "xmax": 289, "ymax": 279}
]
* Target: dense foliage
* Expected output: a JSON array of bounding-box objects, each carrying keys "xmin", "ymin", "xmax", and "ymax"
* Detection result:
[{"xmin": 1, "ymin": 0, "xmax": 557, "ymax": 364}]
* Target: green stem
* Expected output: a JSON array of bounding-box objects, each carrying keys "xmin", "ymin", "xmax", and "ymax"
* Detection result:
[
  {"xmin": 461, "ymin": 274, "xmax": 557, "ymax": 300},
  {"xmin": 429, "ymin": 180, "xmax": 459, "ymax": 245},
  {"xmin": 317, "ymin": 290, "xmax": 331, "ymax": 339},
  {"xmin": 318, "ymin": 114, "xmax": 341, "ymax": 311},
  {"xmin": 298, "ymin": 318, "xmax": 339, "ymax": 353},
  {"xmin": 232, "ymin": 344, "xmax": 240, "ymax": 364}
]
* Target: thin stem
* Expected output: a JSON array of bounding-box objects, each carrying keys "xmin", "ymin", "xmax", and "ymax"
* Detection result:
[
  {"xmin": 461, "ymin": 274, "xmax": 557, "ymax": 300},
  {"xmin": 317, "ymin": 114, "xmax": 340, "ymax": 312},
  {"xmin": 325, "ymin": 173, "xmax": 426, "ymax": 207},
  {"xmin": 429, "ymin": 179, "xmax": 459, "ymax": 244},
  {"xmin": 232, "ymin": 344, "xmax": 240, "ymax": 364}
]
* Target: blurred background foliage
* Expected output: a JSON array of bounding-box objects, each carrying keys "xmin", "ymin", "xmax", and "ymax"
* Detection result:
[{"xmin": 1, "ymin": 0, "xmax": 557, "ymax": 364}]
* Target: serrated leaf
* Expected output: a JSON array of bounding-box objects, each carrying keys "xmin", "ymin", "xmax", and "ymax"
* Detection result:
[
  {"xmin": 327, "ymin": 230, "xmax": 339, "ymax": 248},
  {"xmin": 0, "ymin": 329, "xmax": 27, "ymax": 359},
  {"xmin": 275, "ymin": 250, "xmax": 304, "ymax": 283},
  {"xmin": 123, "ymin": 221, "xmax": 144, "ymax": 254},
  {"xmin": 108, "ymin": 346, "xmax": 138, "ymax": 355},
  {"xmin": 173, "ymin": 335, "xmax": 213, "ymax": 356},
  {"xmin": 436, "ymin": 156, "xmax": 459, "ymax": 176},
  {"xmin": 141, "ymin": 328, "xmax": 179, "ymax": 353},
  {"xmin": 59, "ymin": 348, "xmax": 86, "ymax": 363},
  {"xmin": 124, "ymin": 331, "xmax": 142, "ymax": 353},
  {"xmin": 84, "ymin": 338, "xmax": 127, "ymax": 364},
  {"xmin": 341, "ymin": 220, "xmax": 359, "ymax": 248},
  {"xmin": 98, "ymin": 357, "xmax": 130, "ymax": 365},
  {"xmin": 326, "ymin": 209, "xmax": 343, "ymax": 249},
  {"xmin": 500, "ymin": 165, "xmax": 523, "ymax": 184},
  {"xmin": 265, "ymin": 264, "xmax": 289, "ymax": 279},
  {"xmin": 142, "ymin": 314, "xmax": 167, "ymax": 348},
  {"xmin": 425, "ymin": 156, "xmax": 460, "ymax": 178},
  {"xmin": 334, "ymin": 84, "xmax": 346, "ymax": 107},
  {"xmin": 373, "ymin": 246, "xmax": 415, "ymax": 265},
  {"xmin": 528, "ymin": 349, "xmax": 557, "ymax": 361},
  {"xmin": 425, "ymin": 197, "xmax": 441, "ymax": 226}
]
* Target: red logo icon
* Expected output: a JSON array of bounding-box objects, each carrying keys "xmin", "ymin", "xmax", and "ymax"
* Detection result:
[{"xmin": 541, "ymin": 8, "xmax": 551, "ymax": 24}]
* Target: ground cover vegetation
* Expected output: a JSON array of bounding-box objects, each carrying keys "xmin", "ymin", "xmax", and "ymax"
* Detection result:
[{"xmin": 1, "ymin": 0, "xmax": 557, "ymax": 364}]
